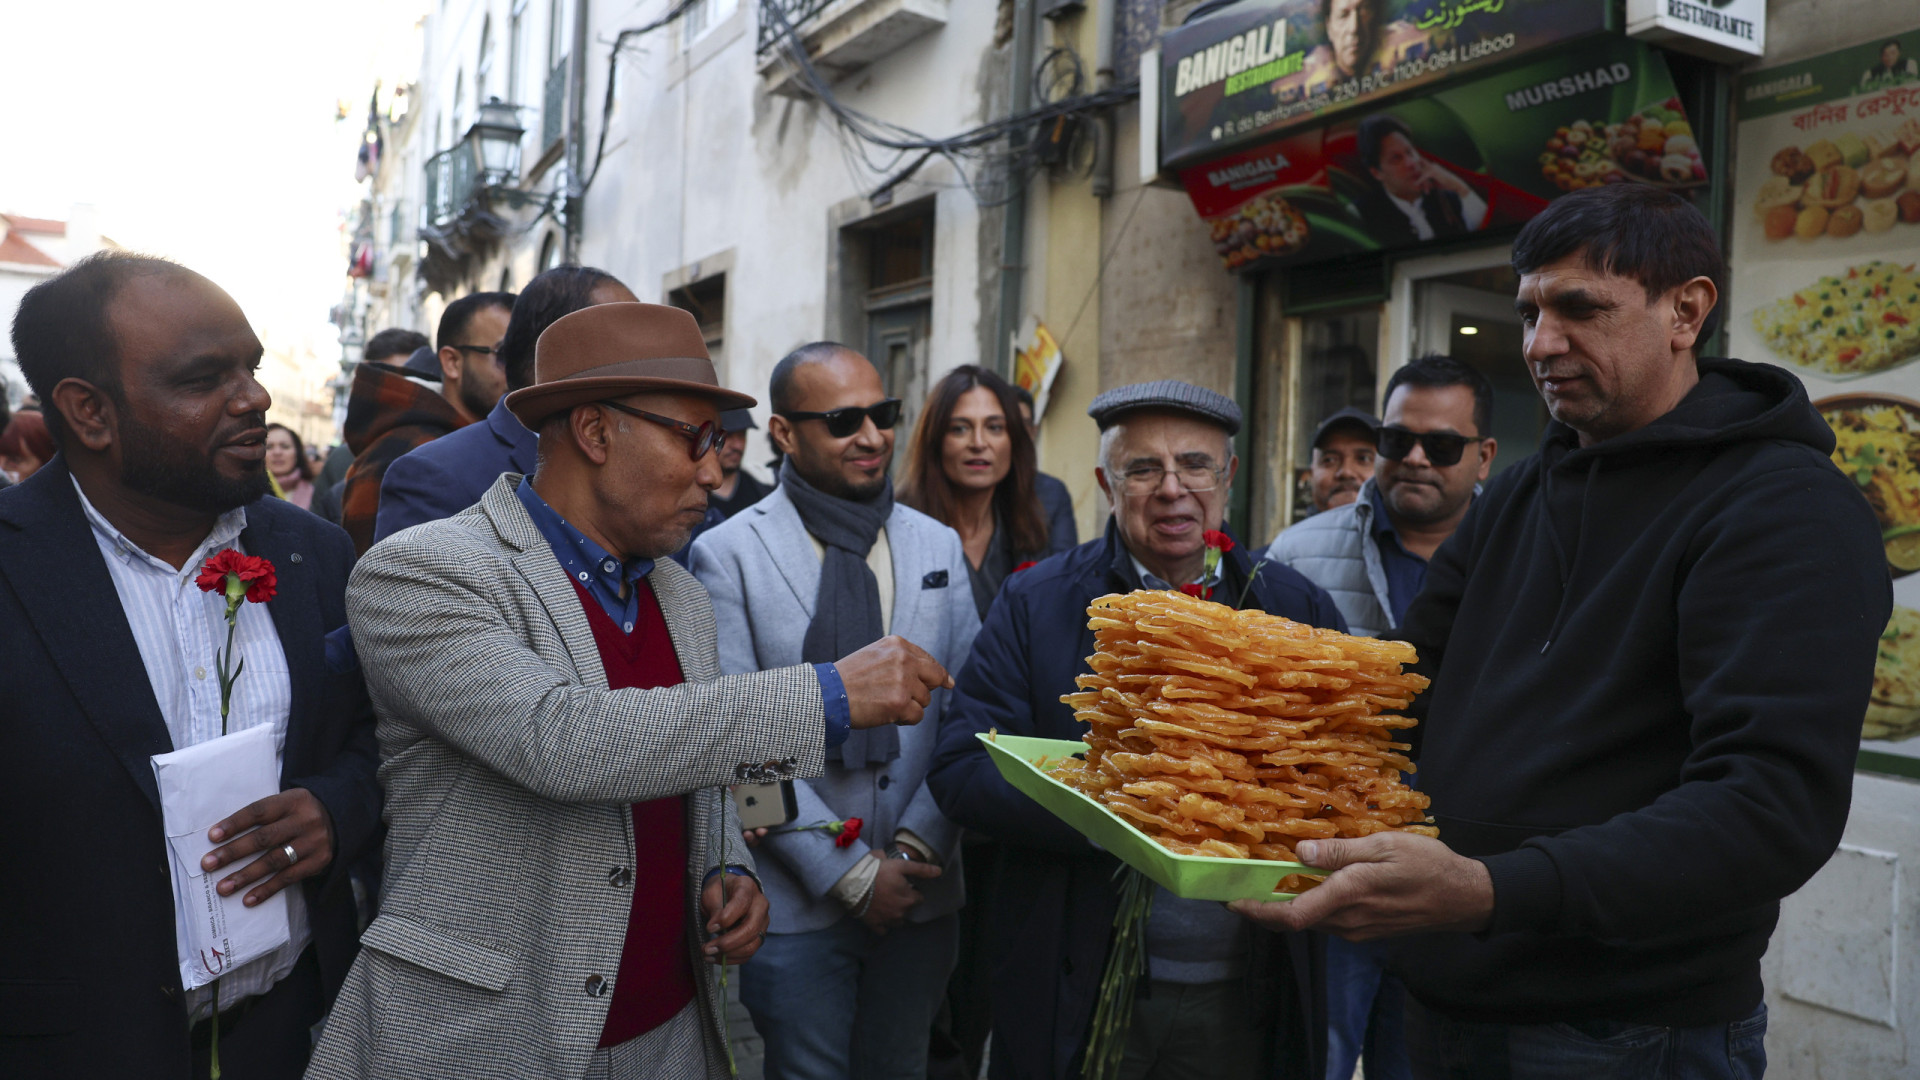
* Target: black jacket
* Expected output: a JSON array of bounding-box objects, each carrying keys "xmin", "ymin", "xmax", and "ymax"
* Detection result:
[
  {"xmin": 929, "ymin": 521, "xmax": 1345, "ymax": 1080},
  {"xmin": 1387, "ymin": 359, "xmax": 1889, "ymax": 1025},
  {"xmin": 0, "ymin": 458, "xmax": 382, "ymax": 1077}
]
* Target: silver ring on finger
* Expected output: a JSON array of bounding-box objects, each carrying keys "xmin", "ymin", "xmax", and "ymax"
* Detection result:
[{"xmin": 282, "ymin": 843, "xmax": 299, "ymax": 866}]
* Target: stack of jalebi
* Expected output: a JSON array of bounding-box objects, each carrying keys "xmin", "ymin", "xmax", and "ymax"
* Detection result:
[{"xmin": 1048, "ymin": 590, "xmax": 1436, "ymax": 892}]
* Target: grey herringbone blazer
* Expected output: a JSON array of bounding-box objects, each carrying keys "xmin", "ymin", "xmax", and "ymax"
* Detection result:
[{"xmin": 306, "ymin": 476, "xmax": 827, "ymax": 1080}]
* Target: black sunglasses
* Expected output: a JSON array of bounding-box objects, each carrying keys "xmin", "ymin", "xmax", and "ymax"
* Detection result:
[
  {"xmin": 779, "ymin": 398, "xmax": 903, "ymax": 439},
  {"xmin": 598, "ymin": 400, "xmax": 724, "ymax": 461},
  {"xmin": 1376, "ymin": 425, "xmax": 1484, "ymax": 467},
  {"xmin": 450, "ymin": 344, "xmax": 498, "ymax": 356}
]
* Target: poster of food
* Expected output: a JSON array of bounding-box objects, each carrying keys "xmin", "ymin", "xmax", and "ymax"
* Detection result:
[
  {"xmin": 1159, "ymin": 0, "xmax": 1609, "ymax": 169},
  {"xmin": 1732, "ymin": 31, "xmax": 1920, "ymax": 761},
  {"xmin": 1180, "ymin": 36, "xmax": 1700, "ymax": 272}
]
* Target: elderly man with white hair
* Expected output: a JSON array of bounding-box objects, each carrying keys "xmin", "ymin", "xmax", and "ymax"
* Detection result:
[{"xmin": 927, "ymin": 380, "xmax": 1347, "ymax": 1080}]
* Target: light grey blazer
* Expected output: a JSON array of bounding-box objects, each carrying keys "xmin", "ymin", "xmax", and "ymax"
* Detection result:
[
  {"xmin": 689, "ymin": 485, "xmax": 981, "ymax": 934},
  {"xmin": 306, "ymin": 476, "xmax": 827, "ymax": 1080}
]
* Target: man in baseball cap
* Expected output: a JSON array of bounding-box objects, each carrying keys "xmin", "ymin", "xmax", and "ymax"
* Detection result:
[
  {"xmin": 709, "ymin": 407, "xmax": 771, "ymax": 519},
  {"xmin": 1308, "ymin": 406, "xmax": 1379, "ymax": 514},
  {"xmin": 928, "ymin": 379, "xmax": 1345, "ymax": 1080},
  {"xmin": 310, "ymin": 303, "xmax": 954, "ymax": 1080}
]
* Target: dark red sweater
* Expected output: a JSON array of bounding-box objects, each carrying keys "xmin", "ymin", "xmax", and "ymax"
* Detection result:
[{"xmin": 571, "ymin": 580, "xmax": 698, "ymax": 1048}]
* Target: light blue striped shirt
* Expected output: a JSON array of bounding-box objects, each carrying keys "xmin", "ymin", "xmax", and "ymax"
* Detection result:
[{"xmin": 75, "ymin": 479, "xmax": 309, "ymax": 1022}]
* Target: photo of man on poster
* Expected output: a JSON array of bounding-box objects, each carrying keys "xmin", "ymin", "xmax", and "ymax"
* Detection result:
[
  {"xmin": 1303, "ymin": 0, "xmax": 1430, "ymax": 96},
  {"xmin": 1859, "ymin": 38, "xmax": 1919, "ymax": 88},
  {"xmin": 1349, "ymin": 113, "xmax": 1489, "ymax": 245}
]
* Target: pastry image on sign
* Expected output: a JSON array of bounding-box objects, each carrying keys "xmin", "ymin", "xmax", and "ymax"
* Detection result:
[
  {"xmin": 1753, "ymin": 261, "xmax": 1920, "ymax": 378},
  {"xmin": 1816, "ymin": 392, "xmax": 1920, "ymax": 578},
  {"xmin": 1868, "ymin": 606, "xmax": 1920, "ymax": 743},
  {"xmin": 1751, "ymin": 119, "xmax": 1920, "ymax": 245}
]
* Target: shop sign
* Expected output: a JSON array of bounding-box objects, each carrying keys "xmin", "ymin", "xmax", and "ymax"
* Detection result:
[
  {"xmin": 1729, "ymin": 31, "xmax": 1920, "ymax": 765},
  {"xmin": 1159, "ymin": 0, "xmax": 1609, "ymax": 169},
  {"xmin": 1181, "ymin": 36, "xmax": 1700, "ymax": 272},
  {"xmin": 1625, "ymin": 0, "xmax": 1764, "ymax": 63}
]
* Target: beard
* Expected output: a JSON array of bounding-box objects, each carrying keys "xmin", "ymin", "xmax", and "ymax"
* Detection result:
[
  {"xmin": 118, "ymin": 410, "xmax": 273, "ymax": 514},
  {"xmin": 458, "ymin": 373, "xmax": 498, "ymax": 421}
]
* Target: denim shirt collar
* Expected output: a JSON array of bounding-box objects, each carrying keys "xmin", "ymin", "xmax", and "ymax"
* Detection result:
[{"xmin": 516, "ymin": 477, "xmax": 653, "ymax": 632}]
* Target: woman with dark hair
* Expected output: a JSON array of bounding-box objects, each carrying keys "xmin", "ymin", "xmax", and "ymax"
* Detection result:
[
  {"xmin": 266, "ymin": 422, "xmax": 341, "ymax": 522},
  {"xmin": 900, "ymin": 364, "xmax": 1068, "ymax": 621},
  {"xmin": 0, "ymin": 409, "xmax": 56, "ymax": 483}
]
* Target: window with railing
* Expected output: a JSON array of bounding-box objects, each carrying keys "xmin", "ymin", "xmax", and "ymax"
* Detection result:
[{"xmin": 423, "ymin": 137, "xmax": 481, "ymax": 229}]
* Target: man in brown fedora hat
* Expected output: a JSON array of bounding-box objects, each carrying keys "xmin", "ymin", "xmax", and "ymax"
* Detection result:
[{"xmin": 308, "ymin": 303, "xmax": 954, "ymax": 1080}]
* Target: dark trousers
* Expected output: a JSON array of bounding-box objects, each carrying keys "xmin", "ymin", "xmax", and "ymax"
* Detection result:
[
  {"xmin": 1404, "ymin": 995, "xmax": 1767, "ymax": 1080},
  {"xmin": 1325, "ymin": 938, "xmax": 1410, "ymax": 1080},
  {"xmin": 188, "ymin": 948, "xmax": 324, "ymax": 1080}
]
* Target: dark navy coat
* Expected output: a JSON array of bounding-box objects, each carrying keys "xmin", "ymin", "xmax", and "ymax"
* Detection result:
[
  {"xmin": 0, "ymin": 458, "xmax": 381, "ymax": 1078},
  {"xmin": 373, "ymin": 396, "xmax": 537, "ymax": 545},
  {"xmin": 927, "ymin": 519, "xmax": 1343, "ymax": 1080}
]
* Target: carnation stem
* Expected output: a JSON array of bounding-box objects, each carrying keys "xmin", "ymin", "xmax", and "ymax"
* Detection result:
[
  {"xmin": 209, "ymin": 976, "xmax": 221, "ymax": 1079},
  {"xmin": 1083, "ymin": 867, "xmax": 1154, "ymax": 1080}
]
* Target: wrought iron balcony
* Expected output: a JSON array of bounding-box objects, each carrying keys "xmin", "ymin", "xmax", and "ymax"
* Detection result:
[
  {"xmin": 756, "ymin": 0, "xmax": 836, "ymax": 55},
  {"xmin": 423, "ymin": 137, "xmax": 481, "ymax": 230},
  {"xmin": 756, "ymin": 0, "xmax": 948, "ymax": 95}
]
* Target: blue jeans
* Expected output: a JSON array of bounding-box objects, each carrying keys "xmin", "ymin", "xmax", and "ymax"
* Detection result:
[
  {"xmin": 1325, "ymin": 938, "xmax": 1411, "ymax": 1080},
  {"xmin": 740, "ymin": 913, "xmax": 959, "ymax": 1080},
  {"xmin": 1404, "ymin": 996, "xmax": 1768, "ymax": 1080}
]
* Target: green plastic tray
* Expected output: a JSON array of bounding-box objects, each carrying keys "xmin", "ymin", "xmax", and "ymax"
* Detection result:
[{"xmin": 978, "ymin": 733, "xmax": 1326, "ymax": 901}]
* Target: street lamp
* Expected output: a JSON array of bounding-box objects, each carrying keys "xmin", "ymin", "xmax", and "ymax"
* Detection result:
[{"xmin": 467, "ymin": 97, "xmax": 525, "ymax": 187}]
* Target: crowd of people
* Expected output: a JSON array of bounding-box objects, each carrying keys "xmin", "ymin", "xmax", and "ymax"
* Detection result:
[{"xmin": 0, "ymin": 183, "xmax": 1889, "ymax": 1080}]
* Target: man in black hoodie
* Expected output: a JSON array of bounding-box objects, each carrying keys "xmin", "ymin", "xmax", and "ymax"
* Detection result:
[{"xmin": 1235, "ymin": 185, "xmax": 1889, "ymax": 1077}]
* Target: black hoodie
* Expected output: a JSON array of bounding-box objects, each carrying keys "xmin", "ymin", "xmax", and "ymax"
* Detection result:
[{"xmin": 1385, "ymin": 358, "xmax": 1890, "ymax": 1026}]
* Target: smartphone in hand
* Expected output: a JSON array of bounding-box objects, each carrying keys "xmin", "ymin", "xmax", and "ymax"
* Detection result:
[{"xmin": 732, "ymin": 781, "xmax": 798, "ymax": 830}]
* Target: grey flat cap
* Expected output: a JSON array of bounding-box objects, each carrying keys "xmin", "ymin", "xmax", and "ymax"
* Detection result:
[{"xmin": 1088, "ymin": 379, "xmax": 1241, "ymax": 436}]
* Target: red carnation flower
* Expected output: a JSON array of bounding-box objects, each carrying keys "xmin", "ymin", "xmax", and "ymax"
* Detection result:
[
  {"xmin": 835, "ymin": 817, "xmax": 864, "ymax": 848},
  {"xmin": 1012, "ymin": 561, "xmax": 1038, "ymax": 574},
  {"xmin": 1179, "ymin": 583, "xmax": 1208, "ymax": 598},
  {"xmin": 195, "ymin": 549, "xmax": 278, "ymax": 605},
  {"xmin": 1202, "ymin": 530, "xmax": 1234, "ymax": 553}
]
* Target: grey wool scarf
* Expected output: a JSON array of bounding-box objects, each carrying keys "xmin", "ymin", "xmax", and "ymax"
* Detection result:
[{"xmin": 780, "ymin": 459, "xmax": 899, "ymax": 768}]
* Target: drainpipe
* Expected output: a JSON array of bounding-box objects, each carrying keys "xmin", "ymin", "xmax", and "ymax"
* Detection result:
[
  {"xmin": 1090, "ymin": 0, "xmax": 1116, "ymax": 199},
  {"xmin": 994, "ymin": 0, "xmax": 1036, "ymax": 379},
  {"xmin": 564, "ymin": 0, "xmax": 590, "ymax": 262}
]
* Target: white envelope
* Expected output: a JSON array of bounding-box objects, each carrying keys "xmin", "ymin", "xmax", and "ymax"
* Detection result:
[{"xmin": 151, "ymin": 724, "xmax": 291, "ymax": 990}]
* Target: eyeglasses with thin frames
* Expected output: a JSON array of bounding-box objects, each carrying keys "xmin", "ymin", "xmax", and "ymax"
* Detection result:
[
  {"xmin": 1115, "ymin": 462, "xmax": 1226, "ymax": 496},
  {"xmin": 778, "ymin": 398, "xmax": 903, "ymax": 439},
  {"xmin": 597, "ymin": 399, "xmax": 723, "ymax": 461}
]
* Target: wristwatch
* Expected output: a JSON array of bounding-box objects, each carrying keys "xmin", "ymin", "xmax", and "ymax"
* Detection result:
[{"xmin": 884, "ymin": 844, "xmax": 915, "ymax": 862}]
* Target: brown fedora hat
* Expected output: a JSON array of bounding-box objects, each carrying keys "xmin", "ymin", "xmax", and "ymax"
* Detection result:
[{"xmin": 504, "ymin": 302, "xmax": 755, "ymax": 429}]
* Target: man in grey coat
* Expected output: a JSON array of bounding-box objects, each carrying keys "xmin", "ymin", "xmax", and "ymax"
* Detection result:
[
  {"xmin": 690, "ymin": 342, "xmax": 980, "ymax": 1080},
  {"xmin": 308, "ymin": 306, "xmax": 951, "ymax": 1080},
  {"xmin": 1264, "ymin": 354, "xmax": 1494, "ymax": 1080}
]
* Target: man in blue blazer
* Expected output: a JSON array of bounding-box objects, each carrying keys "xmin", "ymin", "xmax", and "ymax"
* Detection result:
[
  {"xmin": 0, "ymin": 253, "xmax": 381, "ymax": 1079},
  {"xmin": 928, "ymin": 381, "xmax": 1339, "ymax": 1080},
  {"xmin": 372, "ymin": 266, "xmax": 639, "ymax": 545},
  {"xmin": 690, "ymin": 342, "xmax": 980, "ymax": 1080}
]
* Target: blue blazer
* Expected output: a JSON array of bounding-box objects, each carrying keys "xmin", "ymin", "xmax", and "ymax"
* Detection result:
[
  {"xmin": 927, "ymin": 520, "xmax": 1340, "ymax": 1080},
  {"xmin": 0, "ymin": 459, "xmax": 382, "ymax": 1078},
  {"xmin": 373, "ymin": 397, "xmax": 537, "ymax": 545}
]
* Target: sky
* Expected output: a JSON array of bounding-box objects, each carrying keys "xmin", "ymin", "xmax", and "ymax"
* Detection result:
[{"xmin": 1, "ymin": 1, "xmax": 430, "ymax": 363}]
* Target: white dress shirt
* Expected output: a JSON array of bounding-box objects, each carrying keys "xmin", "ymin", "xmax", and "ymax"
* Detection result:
[
  {"xmin": 76, "ymin": 479, "xmax": 310, "ymax": 1022},
  {"xmin": 1386, "ymin": 186, "xmax": 1489, "ymax": 241}
]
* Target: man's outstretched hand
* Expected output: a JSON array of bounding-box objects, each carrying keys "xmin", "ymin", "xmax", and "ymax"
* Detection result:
[
  {"xmin": 837, "ymin": 636, "xmax": 952, "ymax": 729},
  {"xmin": 1228, "ymin": 832, "xmax": 1495, "ymax": 941}
]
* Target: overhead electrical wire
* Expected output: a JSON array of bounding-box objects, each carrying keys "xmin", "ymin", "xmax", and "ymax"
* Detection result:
[{"xmin": 572, "ymin": 0, "xmax": 1140, "ymax": 209}]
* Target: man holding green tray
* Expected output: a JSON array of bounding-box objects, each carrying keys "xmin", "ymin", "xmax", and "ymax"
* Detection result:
[
  {"xmin": 928, "ymin": 379, "xmax": 1346, "ymax": 1080},
  {"xmin": 1233, "ymin": 185, "xmax": 1890, "ymax": 1079}
]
